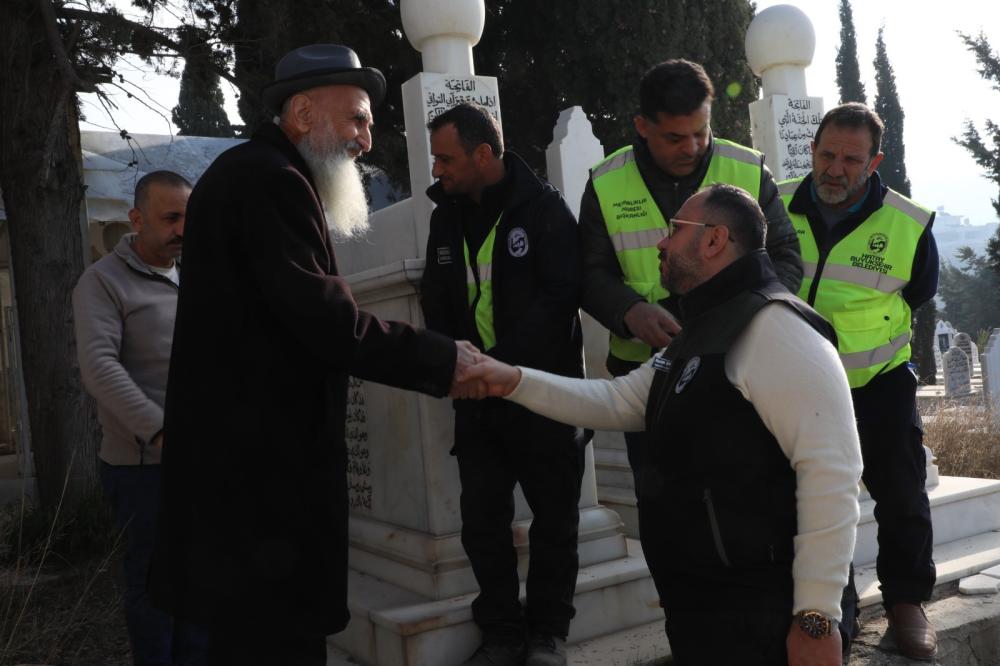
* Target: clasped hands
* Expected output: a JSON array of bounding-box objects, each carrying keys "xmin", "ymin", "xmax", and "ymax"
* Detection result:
[{"xmin": 451, "ymin": 340, "xmax": 521, "ymax": 399}]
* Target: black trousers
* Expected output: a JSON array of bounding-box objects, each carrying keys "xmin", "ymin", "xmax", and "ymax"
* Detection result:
[
  {"xmin": 665, "ymin": 606, "xmax": 791, "ymax": 665},
  {"xmin": 851, "ymin": 363, "xmax": 936, "ymax": 606},
  {"xmin": 206, "ymin": 627, "xmax": 326, "ymax": 665},
  {"xmin": 456, "ymin": 413, "xmax": 585, "ymax": 639}
]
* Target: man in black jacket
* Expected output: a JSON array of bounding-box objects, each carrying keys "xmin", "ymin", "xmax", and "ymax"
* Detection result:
[
  {"xmin": 150, "ymin": 45, "xmax": 476, "ymax": 665},
  {"xmin": 420, "ymin": 103, "xmax": 586, "ymax": 666}
]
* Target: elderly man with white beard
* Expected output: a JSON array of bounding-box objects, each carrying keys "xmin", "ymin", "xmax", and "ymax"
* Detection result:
[{"xmin": 150, "ymin": 44, "xmax": 480, "ymax": 666}]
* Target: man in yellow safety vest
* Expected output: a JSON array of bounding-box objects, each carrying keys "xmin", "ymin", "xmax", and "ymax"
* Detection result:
[
  {"xmin": 578, "ymin": 58, "xmax": 802, "ymax": 596},
  {"xmin": 779, "ymin": 102, "xmax": 940, "ymax": 661}
]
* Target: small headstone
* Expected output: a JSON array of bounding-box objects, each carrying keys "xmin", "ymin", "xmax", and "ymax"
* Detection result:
[
  {"xmin": 959, "ymin": 573, "xmax": 1000, "ymax": 595},
  {"xmin": 935, "ymin": 320, "xmax": 954, "ymax": 354},
  {"xmin": 984, "ymin": 329, "xmax": 1000, "ymax": 423},
  {"xmin": 970, "ymin": 341, "xmax": 979, "ymax": 371},
  {"xmin": 954, "ymin": 332, "xmax": 973, "ymax": 364},
  {"xmin": 944, "ymin": 346, "xmax": 972, "ymax": 397}
]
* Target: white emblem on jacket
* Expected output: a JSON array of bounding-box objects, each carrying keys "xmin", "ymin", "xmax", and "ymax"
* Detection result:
[
  {"xmin": 674, "ymin": 356, "xmax": 701, "ymax": 393},
  {"xmin": 507, "ymin": 227, "xmax": 529, "ymax": 257}
]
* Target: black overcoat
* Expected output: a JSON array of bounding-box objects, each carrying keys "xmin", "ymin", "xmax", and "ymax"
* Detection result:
[{"xmin": 149, "ymin": 123, "xmax": 456, "ymax": 636}]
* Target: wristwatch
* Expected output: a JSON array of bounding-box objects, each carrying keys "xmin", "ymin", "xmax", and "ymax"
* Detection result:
[{"xmin": 794, "ymin": 610, "xmax": 837, "ymax": 639}]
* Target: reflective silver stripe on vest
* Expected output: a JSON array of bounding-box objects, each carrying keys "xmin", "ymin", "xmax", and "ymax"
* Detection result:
[
  {"xmin": 466, "ymin": 264, "xmax": 492, "ymax": 284},
  {"xmin": 839, "ymin": 331, "xmax": 912, "ymax": 370},
  {"xmin": 805, "ymin": 262, "xmax": 907, "ymax": 293},
  {"xmin": 883, "ymin": 190, "xmax": 932, "ymax": 227},
  {"xmin": 714, "ymin": 142, "xmax": 762, "ymax": 167},
  {"xmin": 610, "ymin": 227, "xmax": 669, "ymax": 252},
  {"xmin": 590, "ymin": 149, "xmax": 636, "ymax": 181},
  {"xmin": 777, "ymin": 179, "xmax": 801, "ymax": 196}
]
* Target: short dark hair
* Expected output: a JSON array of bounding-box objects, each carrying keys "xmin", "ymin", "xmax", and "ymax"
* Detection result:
[
  {"xmin": 426, "ymin": 103, "xmax": 504, "ymax": 157},
  {"xmin": 700, "ymin": 183, "xmax": 766, "ymax": 253},
  {"xmin": 814, "ymin": 103, "xmax": 884, "ymax": 157},
  {"xmin": 639, "ymin": 59, "xmax": 715, "ymax": 119},
  {"xmin": 134, "ymin": 170, "xmax": 192, "ymax": 209}
]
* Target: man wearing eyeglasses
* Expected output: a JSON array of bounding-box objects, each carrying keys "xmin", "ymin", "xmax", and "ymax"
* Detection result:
[
  {"xmin": 778, "ymin": 103, "xmax": 940, "ymax": 661},
  {"xmin": 577, "ymin": 59, "xmax": 802, "ymax": 553},
  {"xmin": 454, "ymin": 183, "xmax": 862, "ymax": 666}
]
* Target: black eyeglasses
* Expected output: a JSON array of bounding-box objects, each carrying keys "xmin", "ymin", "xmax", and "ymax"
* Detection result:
[{"xmin": 667, "ymin": 218, "xmax": 717, "ymax": 238}]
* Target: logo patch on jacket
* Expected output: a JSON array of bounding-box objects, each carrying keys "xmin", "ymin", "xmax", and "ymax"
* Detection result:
[
  {"xmin": 652, "ymin": 354, "xmax": 672, "ymax": 373},
  {"xmin": 437, "ymin": 246, "xmax": 453, "ymax": 264},
  {"xmin": 674, "ymin": 356, "xmax": 701, "ymax": 393},
  {"xmin": 507, "ymin": 228, "xmax": 529, "ymax": 257}
]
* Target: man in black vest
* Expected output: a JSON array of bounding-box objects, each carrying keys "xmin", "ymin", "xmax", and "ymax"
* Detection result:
[{"xmin": 454, "ymin": 184, "xmax": 863, "ymax": 666}]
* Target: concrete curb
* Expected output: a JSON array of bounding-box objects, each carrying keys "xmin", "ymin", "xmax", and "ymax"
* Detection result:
[{"xmin": 849, "ymin": 586, "xmax": 1000, "ymax": 665}]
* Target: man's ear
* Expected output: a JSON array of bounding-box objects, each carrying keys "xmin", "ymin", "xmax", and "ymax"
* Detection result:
[
  {"xmin": 128, "ymin": 207, "xmax": 142, "ymax": 232},
  {"xmin": 703, "ymin": 224, "xmax": 731, "ymax": 259},
  {"xmin": 285, "ymin": 94, "xmax": 313, "ymax": 134},
  {"xmin": 868, "ymin": 151, "xmax": 885, "ymax": 175},
  {"xmin": 473, "ymin": 143, "xmax": 493, "ymax": 168},
  {"xmin": 634, "ymin": 114, "xmax": 649, "ymax": 139}
]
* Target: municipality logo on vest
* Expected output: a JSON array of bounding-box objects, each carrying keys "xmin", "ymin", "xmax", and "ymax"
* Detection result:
[
  {"xmin": 508, "ymin": 228, "xmax": 529, "ymax": 257},
  {"xmin": 868, "ymin": 233, "xmax": 888, "ymax": 254}
]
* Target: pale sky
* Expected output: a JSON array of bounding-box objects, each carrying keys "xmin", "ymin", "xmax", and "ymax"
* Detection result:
[
  {"xmin": 80, "ymin": 1, "xmax": 1000, "ymax": 226},
  {"xmin": 755, "ymin": 0, "xmax": 1000, "ymax": 226}
]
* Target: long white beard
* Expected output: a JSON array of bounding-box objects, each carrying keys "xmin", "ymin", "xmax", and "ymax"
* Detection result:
[{"xmin": 297, "ymin": 135, "xmax": 371, "ymax": 240}]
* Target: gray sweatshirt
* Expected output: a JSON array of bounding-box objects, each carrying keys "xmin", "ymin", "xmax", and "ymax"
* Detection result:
[{"xmin": 72, "ymin": 234, "xmax": 178, "ymax": 465}]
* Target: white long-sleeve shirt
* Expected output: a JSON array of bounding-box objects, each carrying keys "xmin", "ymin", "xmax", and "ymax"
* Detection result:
[{"xmin": 507, "ymin": 303, "xmax": 863, "ymax": 620}]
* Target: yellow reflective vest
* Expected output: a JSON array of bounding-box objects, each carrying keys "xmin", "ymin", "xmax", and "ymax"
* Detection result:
[
  {"xmin": 778, "ymin": 178, "xmax": 932, "ymax": 388},
  {"xmin": 590, "ymin": 139, "xmax": 764, "ymax": 362},
  {"xmin": 464, "ymin": 215, "xmax": 502, "ymax": 350}
]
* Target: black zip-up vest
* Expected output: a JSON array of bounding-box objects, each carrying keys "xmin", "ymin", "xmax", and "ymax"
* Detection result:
[{"xmin": 638, "ymin": 250, "xmax": 835, "ymax": 610}]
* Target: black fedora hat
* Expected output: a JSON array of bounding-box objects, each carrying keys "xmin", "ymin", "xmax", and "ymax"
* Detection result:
[{"xmin": 262, "ymin": 44, "xmax": 386, "ymax": 112}]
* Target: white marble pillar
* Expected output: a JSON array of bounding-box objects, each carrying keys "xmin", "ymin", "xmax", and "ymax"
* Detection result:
[
  {"xmin": 745, "ymin": 5, "xmax": 824, "ymax": 181},
  {"xmin": 399, "ymin": 0, "xmax": 499, "ymax": 255}
]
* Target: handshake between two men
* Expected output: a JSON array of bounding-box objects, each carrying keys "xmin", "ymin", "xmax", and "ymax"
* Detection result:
[{"xmin": 451, "ymin": 340, "xmax": 523, "ymax": 400}]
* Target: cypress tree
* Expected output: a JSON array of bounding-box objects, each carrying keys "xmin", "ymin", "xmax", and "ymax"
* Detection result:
[
  {"xmin": 873, "ymin": 27, "xmax": 911, "ymax": 197},
  {"xmin": 911, "ymin": 302, "xmax": 937, "ymax": 384},
  {"xmin": 172, "ymin": 27, "xmax": 233, "ymax": 137},
  {"xmin": 836, "ymin": 0, "xmax": 867, "ymax": 105}
]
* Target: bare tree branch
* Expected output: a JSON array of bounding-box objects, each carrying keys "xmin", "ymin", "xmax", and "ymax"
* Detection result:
[
  {"xmin": 55, "ymin": 5, "xmax": 250, "ymax": 96},
  {"xmin": 36, "ymin": 0, "xmax": 96, "ymax": 92}
]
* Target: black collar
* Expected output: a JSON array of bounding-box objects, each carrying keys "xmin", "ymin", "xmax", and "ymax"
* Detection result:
[{"xmin": 253, "ymin": 123, "xmax": 320, "ymax": 194}]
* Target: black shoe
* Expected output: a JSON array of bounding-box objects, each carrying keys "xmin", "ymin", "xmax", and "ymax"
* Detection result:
[
  {"xmin": 525, "ymin": 633, "xmax": 566, "ymax": 666},
  {"xmin": 462, "ymin": 633, "xmax": 526, "ymax": 666}
]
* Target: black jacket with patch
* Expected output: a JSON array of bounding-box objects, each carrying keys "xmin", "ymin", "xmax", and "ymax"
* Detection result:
[{"xmin": 421, "ymin": 152, "xmax": 586, "ymax": 442}]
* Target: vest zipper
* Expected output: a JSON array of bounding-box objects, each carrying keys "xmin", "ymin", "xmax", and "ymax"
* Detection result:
[{"xmin": 703, "ymin": 488, "xmax": 732, "ymax": 567}]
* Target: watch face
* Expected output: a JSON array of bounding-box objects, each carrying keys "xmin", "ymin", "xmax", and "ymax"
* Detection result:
[{"xmin": 798, "ymin": 611, "xmax": 832, "ymax": 639}]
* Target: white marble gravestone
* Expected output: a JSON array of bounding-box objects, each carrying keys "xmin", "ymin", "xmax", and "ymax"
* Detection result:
[
  {"xmin": 944, "ymin": 347, "xmax": 972, "ymax": 398},
  {"xmin": 745, "ymin": 4, "xmax": 824, "ymax": 181},
  {"xmin": 954, "ymin": 332, "xmax": 973, "ymax": 373},
  {"xmin": 983, "ymin": 329, "xmax": 1000, "ymax": 423}
]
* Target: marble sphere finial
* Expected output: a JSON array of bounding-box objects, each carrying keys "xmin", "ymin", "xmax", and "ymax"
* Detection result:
[
  {"xmin": 745, "ymin": 4, "xmax": 815, "ymax": 77},
  {"xmin": 401, "ymin": 0, "xmax": 486, "ymax": 53}
]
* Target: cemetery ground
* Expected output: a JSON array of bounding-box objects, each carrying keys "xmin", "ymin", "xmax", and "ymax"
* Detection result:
[{"xmin": 0, "ymin": 396, "xmax": 997, "ymax": 666}]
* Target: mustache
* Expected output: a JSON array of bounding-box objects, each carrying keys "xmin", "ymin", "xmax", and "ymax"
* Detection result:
[{"xmin": 168, "ymin": 236, "xmax": 183, "ymax": 246}]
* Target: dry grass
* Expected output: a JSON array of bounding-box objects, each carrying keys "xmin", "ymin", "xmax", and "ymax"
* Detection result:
[
  {"xmin": 0, "ymin": 471, "xmax": 130, "ymax": 665},
  {"xmin": 923, "ymin": 400, "xmax": 1000, "ymax": 479}
]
